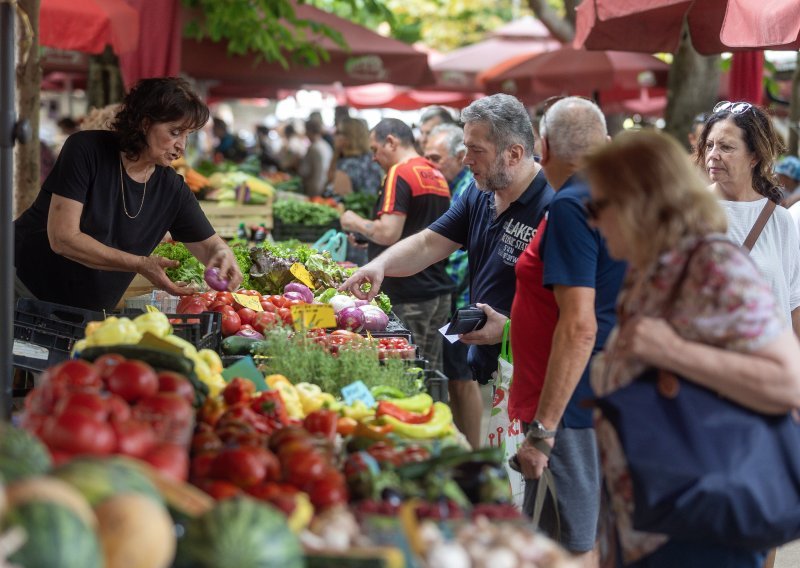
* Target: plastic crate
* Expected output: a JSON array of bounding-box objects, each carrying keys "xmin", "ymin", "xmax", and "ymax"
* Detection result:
[
  {"xmin": 13, "ymin": 299, "xmax": 105, "ymax": 373},
  {"xmin": 424, "ymin": 369, "xmax": 449, "ymax": 403},
  {"xmin": 166, "ymin": 312, "xmax": 222, "ymax": 353},
  {"xmin": 272, "ymin": 219, "xmax": 340, "ymax": 243}
]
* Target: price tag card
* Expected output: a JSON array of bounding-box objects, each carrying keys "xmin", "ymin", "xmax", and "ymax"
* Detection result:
[
  {"xmin": 221, "ymin": 356, "xmax": 268, "ymax": 391},
  {"xmin": 137, "ymin": 332, "xmax": 186, "ymax": 356},
  {"xmin": 290, "ymin": 303, "xmax": 337, "ymax": 330},
  {"xmin": 232, "ymin": 293, "xmax": 263, "ymax": 312},
  {"xmin": 144, "ymin": 304, "xmax": 161, "ymax": 313},
  {"xmin": 341, "ymin": 380, "xmax": 376, "ymax": 408},
  {"xmin": 290, "ymin": 263, "xmax": 315, "ymax": 289}
]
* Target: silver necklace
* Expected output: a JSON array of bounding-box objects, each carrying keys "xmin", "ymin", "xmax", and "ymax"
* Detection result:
[{"xmin": 119, "ymin": 159, "xmax": 150, "ymax": 219}]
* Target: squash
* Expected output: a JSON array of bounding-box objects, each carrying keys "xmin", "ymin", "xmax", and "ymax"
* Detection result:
[{"xmin": 94, "ymin": 493, "xmax": 176, "ymax": 568}]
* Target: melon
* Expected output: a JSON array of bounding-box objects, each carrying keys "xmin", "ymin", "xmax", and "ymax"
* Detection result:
[
  {"xmin": 51, "ymin": 456, "xmax": 162, "ymax": 506},
  {"xmin": 95, "ymin": 493, "xmax": 176, "ymax": 568},
  {"xmin": 175, "ymin": 496, "xmax": 304, "ymax": 568},
  {"xmin": 6, "ymin": 476, "xmax": 97, "ymax": 528},
  {"xmin": 0, "ymin": 422, "xmax": 52, "ymax": 482},
  {"xmin": 4, "ymin": 501, "xmax": 102, "ymax": 568}
]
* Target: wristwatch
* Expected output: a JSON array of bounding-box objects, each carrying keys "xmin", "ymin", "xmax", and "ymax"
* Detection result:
[{"xmin": 526, "ymin": 420, "xmax": 558, "ymax": 442}]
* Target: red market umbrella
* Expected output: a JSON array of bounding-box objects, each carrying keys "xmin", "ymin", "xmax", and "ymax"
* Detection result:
[
  {"xmin": 181, "ymin": 3, "xmax": 433, "ymax": 95},
  {"xmin": 479, "ymin": 47, "xmax": 669, "ymax": 105},
  {"xmin": 728, "ymin": 51, "xmax": 764, "ymax": 105},
  {"xmin": 431, "ymin": 16, "xmax": 561, "ymax": 92},
  {"xmin": 344, "ymin": 83, "xmax": 478, "ymax": 111},
  {"xmin": 39, "ymin": 0, "xmax": 140, "ymax": 55},
  {"xmin": 574, "ymin": 0, "xmax": 800, "ymax": 55}
]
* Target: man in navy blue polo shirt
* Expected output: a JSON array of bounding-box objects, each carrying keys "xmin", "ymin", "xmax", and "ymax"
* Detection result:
[{"xmin": 340, "ymin": 94, "xmax": 554, "ymax": 444}]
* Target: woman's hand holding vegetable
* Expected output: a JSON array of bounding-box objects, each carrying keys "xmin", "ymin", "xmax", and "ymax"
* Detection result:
[
  {"xmin": 459, "ymin": 303, "xmax": 507, "ymax": 346},
  {"xmin": 205, "ymin": 245, "xmax": 243, "ymax": 292},
  {"xmin": 138, "ymin": 255, "xmax": 198, "ymax": 296}
]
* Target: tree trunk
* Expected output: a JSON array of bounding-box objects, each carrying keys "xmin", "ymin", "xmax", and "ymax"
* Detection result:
[
  {"xmin": 788, "ymin": 52, "xmax": 800, "ymax": 157},
  {"xmin": 663, "ymin": 23, "xmax": 720, "ymax": 148},
  {"xmin": 15, "ymin": 0, "xmax": 41, "ymax": 218},
  {"xmin": 528, "ymin": 0, "xmax": 576, "ymax": 43}
]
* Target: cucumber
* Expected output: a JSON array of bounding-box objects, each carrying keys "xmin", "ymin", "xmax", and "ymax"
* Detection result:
[
  {"xmin": 80, "ymin": 345, "xmax": 194, "ymax": 376},
  {"xmin": 221, "ymin": 336, "xmax": 260, "ymax": 356}
]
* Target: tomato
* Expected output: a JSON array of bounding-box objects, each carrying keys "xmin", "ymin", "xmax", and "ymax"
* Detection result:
[
  {"xmin": 23, "ymin": 387, "xmax": 57, "ymax": 416},
  {"xmin": 267, "ymin": 425, "xmax": 311, "ymax": 452},
  {"xmin": 210, "ymin": 447, "xmax": 274, "ymax": 488},
  {"xmin": 331, "ymin": 329, "xmax": 360, "ymax": 340},
  {"xmin": 106, "ymin": 360, "xmax": 159, "ymax": 403},
  {"xmin": 259, "ymin": 299, "xmax": 277, "ymax": 313},
  {"xmin": 215, "ymin": 291, "xmax": 234, "ymax": 305},
  {"xmin": 94, "ymin": 354, "xmax": 126, "ymax": 381},
  {"xmin": 42, "ymin": 409, "xmax": 116, "ymax": 455},
  {"xmin": 266, "ymin": 295, "xmax": 288, "ymax": 308},
  {"xmin": 48, "ymin": 360, "xmax": 102, "ymax": 392},
  {"xmin": 194, "ymin": 479, "xmax": 242, "ymax": 500},
  {"xmin": 306, "ymin": 328, "xmax": 327, "ymax": 338},
  {"xmin": 307, "ymin": 470, "xmax": 348, "ymax": 509},
  {"xmin": 177, "ymin": 295, "xmax": 209, "ymax": 315},
  {"xmin": 209, "ymin": 302, "xmax": 235, "ymax": 314},
  {"xmin": 303, "ymin": 409, "xmax": 338, "ymax": 440},
  {"xmin": 190, "ymin": 453, "xmax": 216, "ymax": 480},
  {"xmin": 157, "ymin": 371, "xmax": 195, "ymax": 405},
  {"xmin": 239, "ymin": 289, "xmax": 261, "ymax": 297},
  {"xmin": 143, "ymin": 443, "xmax": 189, "ymax": 481},
  {"xmin": 200, "ymin": 291, "xmax": 218, "ymax": 303},
  {"xmin": 236, "ymin": 308, "xmax": 256, "ymax": 326},
  {"xmin": 277, "ymin": 307, "xmax": 293, "ymax": 325},
  {"xmin": 191, "ymin": 430, "xmax": 223, "ymax": 455},
  {"xmin": 251, "ymin": 311, "xmax": 278, "ymax": 335},
  {"xmin": 55, "ymin": 391, "xmax": 109, "ymax": 422},
  {"xmin": 285, "ymin": 299, "xmax": 304, "ymax": 308},
  {"xmin": 133, "ymin": 393, "xmax": 194, "ymax": 444},
  {"xmin": 221, "ymin": 310, "xmax": 242, "ymax": 337},
  {"xmin": 282, "ymin": 450, "xmax": 327, "ymax": 489},
  {"xmin": 113, "ymin": 419, "xmax": 157, "ymax": 458},
  {"xmin": 222, "ymin": 377, "xmax": 256, "ymax": 406}
]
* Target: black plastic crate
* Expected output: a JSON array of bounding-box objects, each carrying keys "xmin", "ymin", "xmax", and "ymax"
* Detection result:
[
  {"xmin": 424, "ymin": 369, "xmax": 449, "ymax": 403},
  {"xmin": 13, "ymin": 299, "xmax": 105, "ymax": 373},
  {"xmin": 272, "ymin": 219, "xmax": 340, "ymax": 243}
]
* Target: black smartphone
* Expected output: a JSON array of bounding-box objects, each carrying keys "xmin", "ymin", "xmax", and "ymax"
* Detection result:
[
  {"xmin": 445, "ymin": 305, "xmax": 487, "ymax": 335},
  {"xmin": 351, "ymin": 232, "xmax": 370, "ymax": 245}
]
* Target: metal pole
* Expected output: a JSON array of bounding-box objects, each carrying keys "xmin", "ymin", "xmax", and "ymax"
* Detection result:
[{"xmin": 1, "ymin": 2, "xmax": 16, "ymax": 420}]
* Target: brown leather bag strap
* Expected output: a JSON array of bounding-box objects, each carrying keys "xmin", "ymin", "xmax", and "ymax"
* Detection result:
[{"xmin": 742, "ymin": 200, "xmax": 776, "ymax": 252}]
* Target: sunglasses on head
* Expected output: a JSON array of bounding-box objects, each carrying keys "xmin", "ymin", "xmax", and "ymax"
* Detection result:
[
  {"xmin": 713, "ymin": 101, "xmax": 753, "ymax": 115},
  {"xmin": 583, "ymin": 196, "xmax": 611, "ymax": 221}
]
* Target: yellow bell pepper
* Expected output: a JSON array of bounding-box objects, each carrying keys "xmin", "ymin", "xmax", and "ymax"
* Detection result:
[
  {"xmin": 265, "ymin": 375, "xmax": 304, "ymax": 419},
  {"xmin": 161, "ymin": 334, "xmax": 198, "ymax": 359},
  {"xmin": 287, "ymin": 492, "xmax": 313, "ymax": 533},
  {"xmin": 295, "ymin": 382, "xmax": 338, "ymax": 414},
  {"xmin": 88, "ymin": 317, "xmax": 142, "ymax": 346},
  {"xmin": 133, "ymin": 312, "xmax": 172, "ymax": 338},
  {"xmin": 198, "ymin": 349, "xmax": 223, "ymax": 374}
]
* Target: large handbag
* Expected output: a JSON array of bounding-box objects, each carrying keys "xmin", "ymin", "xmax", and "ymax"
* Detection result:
[{"xmin": 596, "ymin": 238, "xmax": 800, "ymax": 550}]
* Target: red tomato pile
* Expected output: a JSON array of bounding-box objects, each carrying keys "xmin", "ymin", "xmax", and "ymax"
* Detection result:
[
  {"xmin": 177, "ymin": 291, "xmax": 299, "ymax": 337},
  {"xmin": 21, "ymin": 358, "xmax": 194, "ymax": 480},
  {"xmin": 190, "ymin": 379, "xmax": 348, "ymax": 512}
]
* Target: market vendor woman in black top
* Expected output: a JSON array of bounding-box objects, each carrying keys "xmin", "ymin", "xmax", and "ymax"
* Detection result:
[{"xmin": 14, "ymin": 77, "xmax": 242, "ymax": 311}]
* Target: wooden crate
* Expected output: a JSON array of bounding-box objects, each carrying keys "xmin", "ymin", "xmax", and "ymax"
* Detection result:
[{"xmin": 199, "ymin": 201, "xmax": 274, "ymax": 239}]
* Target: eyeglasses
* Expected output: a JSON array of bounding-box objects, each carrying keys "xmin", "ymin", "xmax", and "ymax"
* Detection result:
[
  {"xmin": 713, "ymin": 101, "xmax": 753, "ymax": 115},
  {"xmin": 583, "ymin": 196, "xmax": 611, "ymax": 220}
]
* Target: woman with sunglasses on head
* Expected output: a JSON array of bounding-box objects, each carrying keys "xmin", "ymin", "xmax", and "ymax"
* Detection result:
[
  {"xmin": 14, "ymin": 77, "xmax": 243, "ymax": 311},
  {"xmin": 695, "ymin": 101, "xmax": 800, "ymax": 336},
  {"xmin": 584, "ymin": 130, "xmax": 800, "ymax": 568}
]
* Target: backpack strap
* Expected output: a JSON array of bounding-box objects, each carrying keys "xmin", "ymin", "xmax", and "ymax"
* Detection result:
[{"xmin": 742, "ymin": 200, "xmax": 776, "ymax": 252}]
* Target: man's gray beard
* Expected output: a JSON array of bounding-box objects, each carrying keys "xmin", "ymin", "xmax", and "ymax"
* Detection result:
[{"xmin": 476, "ymin": 168, "xmax": 513, "ymax": 193}]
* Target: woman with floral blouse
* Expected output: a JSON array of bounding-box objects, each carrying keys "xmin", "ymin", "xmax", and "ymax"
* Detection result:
[{"xmin": 582, "ymin": 130, "xmax": 800, "ymax": 568}]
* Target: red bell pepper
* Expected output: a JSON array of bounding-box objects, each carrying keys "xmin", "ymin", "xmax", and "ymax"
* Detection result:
[{"xmin": 376, "ymin": 400, "xmax": 434, "ymax": 424}]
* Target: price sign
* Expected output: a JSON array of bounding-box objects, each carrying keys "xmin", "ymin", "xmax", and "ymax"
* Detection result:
[
  {"xmin": 144, "ymin": 304, "xmax": 161, "ymax": 313},
  {"xmin": 137, "ymin": 332, "xmax": 185, "ymax": 356},
  {"xmin": 290, "ymin": 263, "xmax": 315, "ymax": 289},
  {"xmin": 232, "ymin": 293, "xmax": 263, "ymax": 312},
  {"xmin": 290, "ymin": 304, "xmax": 337, "ymax": 330},
  {"xmin": 341, "ymin": 380, "xmax": 376, "ymax": 408}
]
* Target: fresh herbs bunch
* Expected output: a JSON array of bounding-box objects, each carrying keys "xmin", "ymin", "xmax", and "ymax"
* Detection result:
[{"xmin": 254, "ymin": 330, "xmax": 421, "ymax": 397}]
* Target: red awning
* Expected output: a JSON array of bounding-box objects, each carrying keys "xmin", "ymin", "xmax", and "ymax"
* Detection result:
[
  {"xmin": 39, "ymin": 0, "xmax": 140, "ymax": 55},
  {"xmin": 574, "ymin": 0, "xmax": 800, "ymax": 55},
  {"xmin": 344, "ymin": 83, "xmax": 479, "ymax": 111}
]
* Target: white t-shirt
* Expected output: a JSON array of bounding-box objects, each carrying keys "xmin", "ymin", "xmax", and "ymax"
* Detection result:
[
  {"xmin": 720, "ymin": 198, "xmax": 800, "ymax": 324},
  {"xmin": 789, "ymin": 201, "xmax": 800, "ymax": 239}
]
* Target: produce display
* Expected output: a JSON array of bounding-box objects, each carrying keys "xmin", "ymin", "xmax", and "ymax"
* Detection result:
[{"xmin": 273, "ymin": 199, "xmax": 340, "ymax": 226}]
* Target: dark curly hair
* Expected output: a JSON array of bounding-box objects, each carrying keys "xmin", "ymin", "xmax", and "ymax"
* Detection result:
[
  {"xmin": 694, "ymin": 104, "xmax": 786, "ymax": 203},
  {"xmin": 111, "ymin": 77, "xmax": 209, "ymax": 160}
]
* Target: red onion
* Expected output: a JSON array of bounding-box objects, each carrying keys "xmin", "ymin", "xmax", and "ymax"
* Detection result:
[
  {"xmin": 235, "ymin": 328, "xmax": 265, "ymax": 340},
  {"xmin": 204, "ymin": 267, "xmax": 230, "ymax": 292},
  {"xmin": 284, "ymin": 282, "xmax": 314, "ymax": 304},
  {"xmin": 337, "ymin": 306, "xmax": 366, "ymax": 332}
]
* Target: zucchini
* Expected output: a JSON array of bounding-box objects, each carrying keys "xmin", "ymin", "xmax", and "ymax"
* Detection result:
[{"xmin": 221, "ymin": 336, "xmax": 260, "ymax": 356}]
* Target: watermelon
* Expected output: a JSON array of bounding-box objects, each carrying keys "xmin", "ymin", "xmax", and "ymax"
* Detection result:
[
  {"xmin": 51, "ymin": 456, "xmax": 162, "ymax": 506},
  {"xmin": 175, "ymin": 496, "xmax": 303, "ymax": 568},
  {"xmin": 0, "ymin": 422, "xmax": 52, "ymax": 482},
  {"xmin": 4, "ymin": 501, "xmax": 102, "ymax": 568}
]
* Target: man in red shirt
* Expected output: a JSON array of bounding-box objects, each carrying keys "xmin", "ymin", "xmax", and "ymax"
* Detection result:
[{"xmin": 340, "ymin": 118, "xmax": 454, "ymax": 372}]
